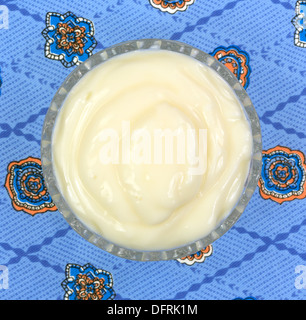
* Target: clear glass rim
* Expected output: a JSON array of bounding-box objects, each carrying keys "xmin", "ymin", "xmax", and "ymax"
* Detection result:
[{"xmin": 41, "ymin": 38, "xmax": 262, "ymax": 261}]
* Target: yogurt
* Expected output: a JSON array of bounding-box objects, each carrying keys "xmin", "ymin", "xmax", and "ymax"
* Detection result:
[{"xmin": 52, "ymin": 49, "xmax": 253, "ymax": 250}]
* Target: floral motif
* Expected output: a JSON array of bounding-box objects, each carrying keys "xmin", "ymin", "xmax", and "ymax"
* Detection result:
[
  {"xmin": 4, "ymin": 157, "xmax": 57, "ymax": 215},
  {"xmin": 292, "ymin": 1, "xmax": 306, "ymax": 48},
  {"xmin": 42, "ymin": 11, "xmax": 97, "ymax": 67},
  {"xmin": 62, "ymin": 263, "xmax": 116, "ymax": 300},
  {"xmin": 149, "ymin": 0, "xmax": 196, "ymax": 14},
  {"xmin": 56, "ymin": 23, "xmax": 87, "ymax": 55},
  {"xmin": 177, "ymin": 245, "xmax": 213, "ymax": 265},
  {"xmin": 210, "ymin": 45, "xmax": 251, "ymax": 89},
  {"xmin": 258, "ymin": 146, "xmax": 306, "ymax": 204}
]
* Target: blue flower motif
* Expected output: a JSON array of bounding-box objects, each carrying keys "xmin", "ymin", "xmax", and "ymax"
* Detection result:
[
  {"xmin": 258, "ymin": 146, "xmax": 306, "ymax": 204},
  {"xmin": 292, "ymin": 1, "xmax": 306, "ymax": 47},
  {"xmin": 42, "ymin": 12, "xmax": 97, "ymax": 67},
  {"xmin": 62, "ymin": 263, "xmax": 116, "ymax": 300}
]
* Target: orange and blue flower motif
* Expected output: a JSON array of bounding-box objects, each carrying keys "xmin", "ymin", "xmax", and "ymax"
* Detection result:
[
  {"xmin": 210, "ymin": 45, "xmax": 251, "ymax": 89},
  {"xmin": 149, "ymin": 0, "xmax": 196, "ymax": 14},
  {"xmin": 177, "ymin": 245, "xmax": 213, "ymax": 265},
  {"xmin": 258, "ymin": 146, "xmax": 306, "ymax": 204},
  {"xmin": 4, "ymin": 157, "xmax": 57, "ymax": 215},
  {"xmin": 62, "ymin": 263, "xmax": 116, "ymax": 300},
  {"xmin": 42, "ymin": 12, "xmax": 97, "ymax": 67},
  {"xmin": 292, "ymin": 1, "xmax": 306, "ymax": 48}
]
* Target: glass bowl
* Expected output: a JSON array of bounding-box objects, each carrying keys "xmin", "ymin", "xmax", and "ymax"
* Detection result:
[{"xmin": 41, "ymin": 39, "xmax": 262, "ymax": 261}]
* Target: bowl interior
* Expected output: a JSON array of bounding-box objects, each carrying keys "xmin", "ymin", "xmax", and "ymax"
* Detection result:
[{"xmin": 41, "ymin": 39, "xmax": 262, "ymax": 261}]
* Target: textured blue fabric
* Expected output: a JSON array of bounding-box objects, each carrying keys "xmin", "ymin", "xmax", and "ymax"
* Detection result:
[{"xmin": 0, "ymin": 0, "xmax": 306, "ymax": 300}]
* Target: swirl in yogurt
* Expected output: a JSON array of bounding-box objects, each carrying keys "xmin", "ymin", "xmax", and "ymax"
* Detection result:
[{"xmin": 52, "ymin": 50, "xmax": 252, "ymax": 250}]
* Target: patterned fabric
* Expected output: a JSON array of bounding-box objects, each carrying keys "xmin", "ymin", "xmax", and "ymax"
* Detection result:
[
  {"xmin": 41, "ymin": 11, "xmax": 97, "ymax": 67},
  {"xmin": 62, "ymin": 263, "xmax": 115, "ymax": 300},
  {"xmin": 258, "ymin": 146, "xmax": 306, "ymax": 204},
  {"xmin": 0, "ymin": 0, "xmax": 305, "ymax": 300},
  {"xmin": 149, "ymin": 0, "xmax": 196, "ymax": 14},
  {"xmin": 292, "ymin": 1, "xmax": 306, "ymax": 47},
  {"xmin": 0, "ymin": 66, "xmax": 2, "ymax": 96},
  {"xmin": 210, "ymin": 45, "xmax": 251, "ymax": 89},
  {"xmin": 5, "ymin": 157, "xmax": 57, "ymax": 215},
  {"xmin": 177, "ymin": 245, "xmax": 213, "ymax": 266}
]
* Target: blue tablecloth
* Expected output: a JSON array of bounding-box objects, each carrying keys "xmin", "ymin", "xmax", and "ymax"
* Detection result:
[{"xmin": 0, "ymin": 0, "xmax": 306, "ymax": 300}]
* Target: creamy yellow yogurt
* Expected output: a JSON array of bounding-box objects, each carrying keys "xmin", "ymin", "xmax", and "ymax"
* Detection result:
[{"xmin": 52, "ymin": 49, "xmax": 252, "ymax": 250}]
